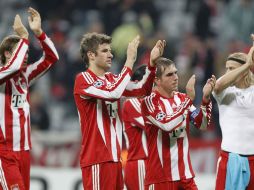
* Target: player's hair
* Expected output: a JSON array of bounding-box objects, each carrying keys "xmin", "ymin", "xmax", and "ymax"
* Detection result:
[
  {"xmin": 131, "ymin": 64, "xmax": 147, "ymax": 81},
  {"xmin": 0, "ymin": 35, "xmax": 21, "ymax": 65},
  {"xmin": 227, "ymin": 52, "xmax": 247, "ymax": 64},
  {"xmin": 80, "ymin": 32, "xmax": 112, "ymax": 69},
  {"xmin": 155, "ymin": 57, "xmax": 175, "ymax": 78},
  {"xmin": 227, "ymin": 52, "xmax": 254, "ymax": 86}
]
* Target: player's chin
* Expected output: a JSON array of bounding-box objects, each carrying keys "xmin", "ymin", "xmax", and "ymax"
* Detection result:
[
  {"xmin": 173, "ymin": 86, "xmax": 178, "ymax": 91},
  {"xmin": 106, "ymin": 62, "xmax": 112, "ymax": 68}
]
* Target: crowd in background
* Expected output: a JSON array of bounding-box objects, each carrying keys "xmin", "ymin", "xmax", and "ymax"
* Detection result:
[{"xmin": 1, "ymin": 0, "xmax": 254, "ymax": 139}]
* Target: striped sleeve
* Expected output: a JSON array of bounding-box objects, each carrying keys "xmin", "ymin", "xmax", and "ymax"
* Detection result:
[
  {"xmin": 141, "ymin": 93, "xmax": 192, "ymax": 132},
  {"xmin": 189, "ymin": 100, "xmax": 212, "ymax": 130},
  {"xmin": 74, "ymin": 67, "xmax": 132, "ymax": 100},
  {"xmin": 24, "ymin": 32, "xmax": 59, "ymax": 86},
  {"xmin": 0, "ymin": 39, "xmax": 28, "ymax": 84},
  {"xmin": 123, "ymin": 66, "xmax": 155, "ymax": 97}
]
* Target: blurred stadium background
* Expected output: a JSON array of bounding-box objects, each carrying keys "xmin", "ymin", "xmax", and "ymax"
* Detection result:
[{"xmin": 1, "ymin": 0, "xmax": 254, "ymax": 189}]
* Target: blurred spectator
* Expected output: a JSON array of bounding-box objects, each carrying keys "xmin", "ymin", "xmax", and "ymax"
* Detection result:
[
  {"xmin": 30, "ymin": 91, "xmax": 50, "ymax": 131},
  {"xmin": 222, "ymin": 0, "xmax": 254, "ymax": 43}
]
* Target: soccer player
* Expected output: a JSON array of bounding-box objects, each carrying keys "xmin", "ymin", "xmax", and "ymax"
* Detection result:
[
  {"xmin": 122, "ymin": 65, "xmax": 148, "ymax": 190},
  {"xmin": 0, "ymin": 7, "xmax": 59, "ymax": 190},
  {"xmin": 74, "ymin": 32, "xmax": 165, "ymax": 189},
  {"xmin": 213, "ymin": 38, "xmax": 254, "ymax": 190},
  {"xmin": 141, "ymin": 57, "xmax": 216, "ymax": 190}
]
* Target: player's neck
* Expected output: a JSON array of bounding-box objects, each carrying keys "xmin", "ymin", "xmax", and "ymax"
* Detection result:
[
  {"xmin": 157, "ymin": 88, "xmax": 174, "ymax": 98},
  {"xmin": 89, "ymin": 65, "xmax": 106, "ymax": 77},
  {"xmin": 235, "ymin": 78, "xmax": 250, "ymax": 89}
]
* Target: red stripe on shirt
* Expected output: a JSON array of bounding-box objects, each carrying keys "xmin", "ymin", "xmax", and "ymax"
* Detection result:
[{"xmin": 177, "ymin": 138, "xmax": 185, "ymax": 179}]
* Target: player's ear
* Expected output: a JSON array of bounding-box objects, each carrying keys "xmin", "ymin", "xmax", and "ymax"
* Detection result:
[
  {"xmin": 154, "ymin": 77, "xmax": 160, "ymax": 86},
  {"xmin": 4, "ymin": 51, "xmax": 11, "ymax": 60},
  {"xmin": 87, "ymin": 51, "xmax": 95, "ymax": 61}
]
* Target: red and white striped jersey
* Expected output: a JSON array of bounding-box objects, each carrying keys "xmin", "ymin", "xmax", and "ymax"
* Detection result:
[
  {"xmin": 141, "ymin": 90, "xmax": 212, "ymax": 184},
  {"xmin": 0, "ymin": 33, "xmax": 59, "ymax": 151},
  {"xmin": 122, "ymin": 98, "xmax": 148, "ymax": 161},
  {"xmin": 74, "ymin": 66, "xmax": 155, "ymax": 167}
]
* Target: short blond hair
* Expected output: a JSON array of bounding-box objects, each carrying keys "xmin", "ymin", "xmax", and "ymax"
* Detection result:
[
  {"xmin": 227, "ymin": 52, "xmax": 254, "ymax": 85},
  {"xmin": 0, "ymin": 35, "xmax": 21, "ymax": 65},
  {"xmin": 227, "ymin": 52, "xmax": 247, "ymax": 64}
]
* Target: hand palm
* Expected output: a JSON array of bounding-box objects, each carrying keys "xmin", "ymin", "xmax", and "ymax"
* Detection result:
[{"xmin": 29, "ymin": 17, "xmax": 41, "ymax": 30}]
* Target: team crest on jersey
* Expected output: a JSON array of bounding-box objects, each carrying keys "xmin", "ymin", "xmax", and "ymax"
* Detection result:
[
  {"xmin": 93, "ymin": 80, "xmax": 104, "ymax": 88},
  {"xmin": 156, "ymin": 112, "xmax": 166, "ymax": 121}
]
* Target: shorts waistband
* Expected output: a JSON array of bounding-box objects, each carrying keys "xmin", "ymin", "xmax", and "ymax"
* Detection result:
[{"xmin": 221, "ymin": 150, "xmax": 254, "ymax": 161}]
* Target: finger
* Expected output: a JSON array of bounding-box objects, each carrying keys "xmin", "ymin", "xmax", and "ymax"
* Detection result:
[
  {"xmin": 28, "ymin": 16, "xmax": 32, "ymax": 24},
  {"xmin": 158, "ymin": 41, "xmax": 164, "ymax": 49},
  {"xmin": 208, "ymin": 79, "xmax": 216, "ymax": 88},
  {"xmin": 163, "ymin": 40, "xmax": 166, "ymax": 47},
  {"xmin": 131, "ymin": 36, "xmax": 139, "ymax": 46},
  {"xmin": 28, "ymin": 7, "xmax": 38, "ymax": 15},
  {"xmin": 15, "ymin": 14, "xmax": 22, "ymax": 23},
  {"xmin": 251, "ymin": 34, "xmax": 254, "ymax": 42},
  {"xmin": 134, "ymin": 36, "xmax": 140, "ymax": 47},
  {"xmin": 134, "ymin": 35, "xmax": 140, "ymax": 42},
  {"xmin": 28, "ymin": 7, "xmax": 40, "ymax": 19}
]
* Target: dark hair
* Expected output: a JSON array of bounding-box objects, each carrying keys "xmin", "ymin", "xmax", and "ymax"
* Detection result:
[
  {"xmin": 0, "ymin": 35, "xmax": 21, "ymax": 65},
  {"xmin": 131, "ymin": 64, "xmax": 147, "ymax": 81},
  {"xmin": 155, "ymin": 57, "xmax": 175, "ymax": 78},
  {"xmin": 80, "ymin": 33, "xmax": 112, "ymax": 68}
]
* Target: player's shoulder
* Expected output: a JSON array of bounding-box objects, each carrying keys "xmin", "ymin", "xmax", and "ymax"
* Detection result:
[
  {"xmin": 127, "ymin": 97, "xmax": 142, "ymax": 108},
  {"xmin": 74, "ymin": 71, "xmax": 96, "ymax": 90},
  {"xmin": 143, "ymin": 91, "xmax": 158, "ymax": 107}
]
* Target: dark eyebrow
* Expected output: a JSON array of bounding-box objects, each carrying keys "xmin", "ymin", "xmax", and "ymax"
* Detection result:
[
  {"xmin": 166, "ymin": 70, "xmax": 177, "ymax": 76},
  {"xmin": 101, "ymin": 48, "xmax": 111, "ymax": 52}
]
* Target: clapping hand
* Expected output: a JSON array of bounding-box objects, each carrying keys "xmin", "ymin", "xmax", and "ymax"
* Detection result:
[
  {"xmin": 150, "ymin": 40, "xmax": 166, "ymax": 67},
  {"xmin": 13, "ymin": 14, "xmax": 28, "ymax": 39},
  {"xmin": 28, "ymin": 7, "xmax": 43, "ymax": 37}
]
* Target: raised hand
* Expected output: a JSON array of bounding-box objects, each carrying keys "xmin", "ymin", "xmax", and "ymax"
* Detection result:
[
  {"xmin": 186, "ymin": 75, "xmax": 196, "ymax": 101},
  {"xmin": 202, "ymin": 75, "xmax": 216, "ymax": 103},
  {"xmin": 125, "ymin": 35, "xmax": 140, "ymax": 69},
  {"xmin": 248, "ymin": 34, "xmax": 254, "ymax": 71},
  {"xmin": 28, "ymin": 7, "xmax": 42, "ymax": 36},
  {"xmin": 150, "ymin": 40, "xmax": 166, "ymax": 67},
  {"xmin": 13, "ymin": 14, "xmax": 28, "ymax": 39}
]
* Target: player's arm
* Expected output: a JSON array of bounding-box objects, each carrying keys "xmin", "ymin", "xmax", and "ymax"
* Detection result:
[
  {"xmin": 189, "ymin": 101, "xmax": 212, "ymax": 130},
  {"xmin": 190, "ymin": 75, "xmax": 216, "ymax": 130},
  {"xmin": 0, "ymin": 15, "xmax": 29, "ymax": 83},
  {"xmin": 214, "ymin": 47, "xmax": 254, "ymax": 95},
  {"xmin": 25, "ymin": 7, "xmax": 59, "ymax": 85},
  {"xmin": 75, "ymin": 66, "xmax": 133, "ymax": 100},
  {"xmin": 123, "ymin": 40, "xmax": 166, "ymax": 97},
  {"xmin": 141, "ymin": 93, "xmax": 192, "ymax": 132},
  {"xmin": 123, "ymin": 66, "xmax": 155, "ymax": 97}
]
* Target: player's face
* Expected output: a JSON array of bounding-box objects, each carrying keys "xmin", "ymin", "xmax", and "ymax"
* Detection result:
[
  {"xmin": 156, "ymin": 64, "xmax": 178, "ymax": 95},
  {"xmin": 226, "ymin": 60, "xmax": 247, "ymax": 85},
  {"xmin": 94, "ymin": 43, "xmax": 113, "ymax": 71},
  {"xmin": 225, "ymin": 60, "xmax": 242, "ymax": 73}
]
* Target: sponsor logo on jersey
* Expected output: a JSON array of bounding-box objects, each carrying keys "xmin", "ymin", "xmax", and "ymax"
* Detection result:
[{"xmin": 11, "ymin": 94, "xmax": 26, "ymax": 108}]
